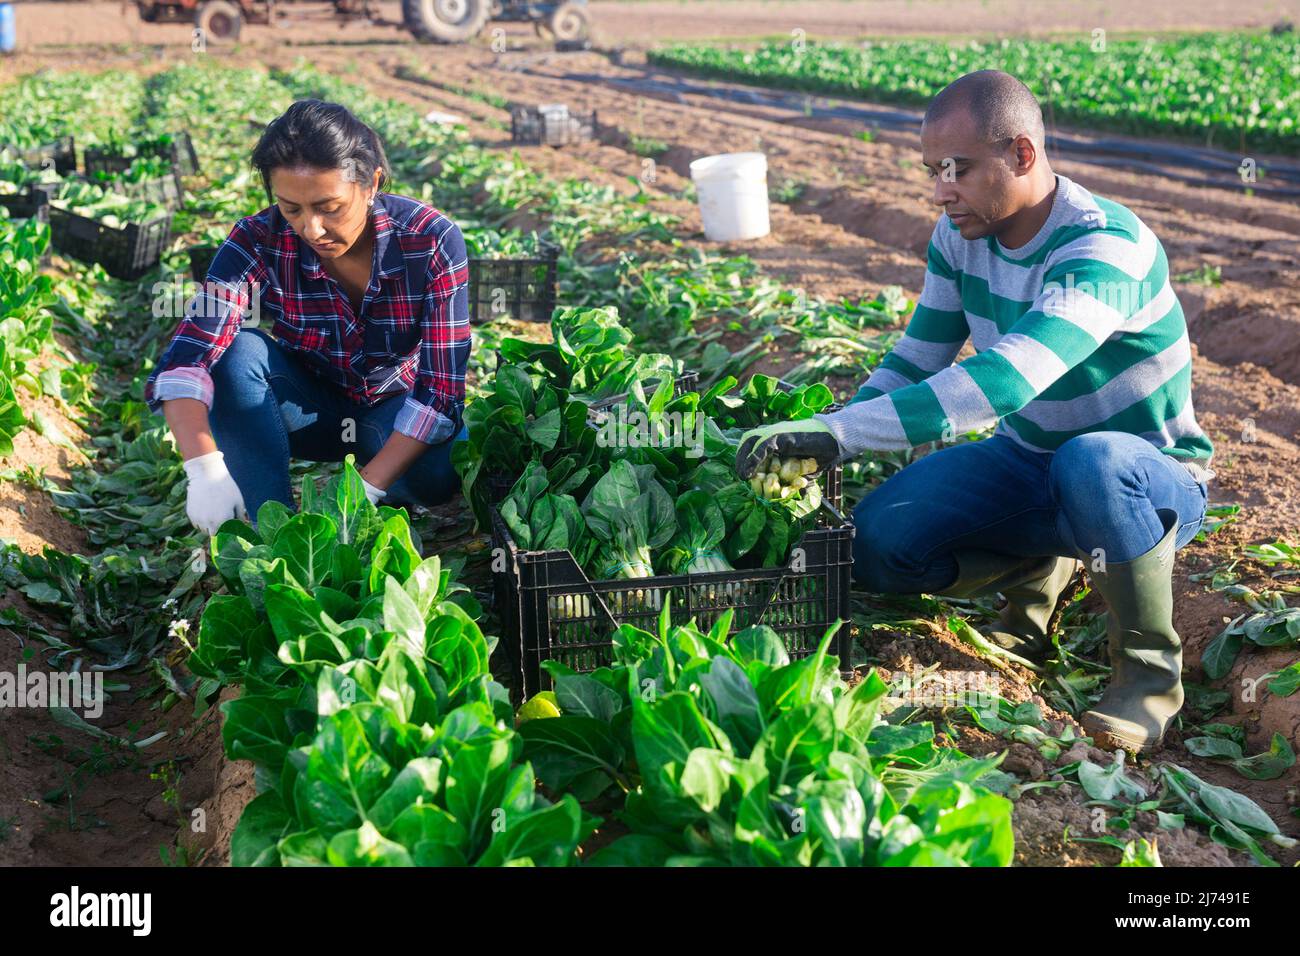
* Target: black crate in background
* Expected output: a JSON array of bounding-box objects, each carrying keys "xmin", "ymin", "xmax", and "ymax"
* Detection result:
[
  {"xmin": 12, "ymin": 135, "xmax": 76, "ymax": 176},
  {"xmin": 467, "ymin": 243, "xmax": 558, "ymax": 324},
  {"xmin": 100, "ymin": 169, "xmax": 186, "ymax": 210},
  {"xmin": 47, "ymin": 206, "xmax": 173, "ymax": 280},
  {"xmin": 510, "ymin": 106, "xmax": 598, "ymax": 147},
  {"xmin": 0, "ymin": 182, "xmax": 58, "ymax": 220},
  {"xmin": 492, "ymin": 502, "xmax": 855, "ymax": 701},
  {"xmin": 84, "ymin": 131, "xmax": 200, "ymax": 180}
]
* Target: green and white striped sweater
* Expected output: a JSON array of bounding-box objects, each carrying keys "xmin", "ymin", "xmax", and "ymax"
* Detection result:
[{"xmin": 818, "ymin": 174, "xmax": 1215, "ymax": 482}]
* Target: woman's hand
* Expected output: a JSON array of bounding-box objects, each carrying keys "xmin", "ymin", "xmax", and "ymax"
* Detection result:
[
  {"xmin": 359, "ymin": 475, "xmax": 388, "ymax": 506},
  {"xmin": 183, "ymin": 450, "xmax": 248, "ymax": 535},
  {"xmin": 164, "ymin": 399, "xmax": 247, "ymax": 534},
  {"xmin": 359, "ymin": 432, "xmax": 430, "ymax": 504}
]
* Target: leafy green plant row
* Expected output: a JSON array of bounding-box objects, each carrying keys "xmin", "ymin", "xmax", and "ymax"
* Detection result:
[
  {"xmin": 649, "ymin": 33, "xmax": 1300, "ymax": 154},
  {"xmin": 519, "ymin": 607, "xmax": 1015, "ymax": 865},
  {"xmin": 0, "ymin": 214, "xmax": 107, "ymax": 458},
  {"xmin": 187, "ymin": 457, "xmax": 588, "ymax": 866}
]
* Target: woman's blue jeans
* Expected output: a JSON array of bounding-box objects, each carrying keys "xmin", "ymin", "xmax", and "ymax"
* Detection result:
[
  {"xmin": 206, "ymin": 327, "xmax": 466, "ymax": 524},
  {"xmin": 851, "ymin": 432, "xmax": 1209, "ymax": 593}
]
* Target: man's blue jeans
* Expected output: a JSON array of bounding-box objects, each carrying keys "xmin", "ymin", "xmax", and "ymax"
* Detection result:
[
  {"xmin": 851, "ymin": 432, "xmax": 1209, "ymax": 593},
  {"xmin": 206, "ymin": 327, "xmax": 465, "ymax": 523}
]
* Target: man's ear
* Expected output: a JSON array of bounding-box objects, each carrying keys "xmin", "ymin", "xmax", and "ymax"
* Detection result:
[{"xmin": 1012, "ymin": 134, "xmax": 1038, "ymax": 175}]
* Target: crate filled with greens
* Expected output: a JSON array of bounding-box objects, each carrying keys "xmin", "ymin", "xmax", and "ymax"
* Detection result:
[
  {"xmin": 492, "ymin": 462, "xmax": 853, "ymax": 699},
  {"xmin": 510, "ymin": 104, "xmax": 598, "ymax": 147},
  {"xmin": 461, "ymin": 306, "xmax": 854, "ymax": 696},
  {"xmin": 454, "ymin": 305, "xmax": 691, "ymax": 518},
  {"xmin": 86, "ymin": 155, "xmax": 187, "ymax": 210},
  {"xmin": 47, "ymin": 180, "xmax": 173, "ymax": 279},
  {"xmin": 0, "ymin": 150, "xmax": 62, "ymax": 220},
  {"xmin": 4, "ymin": 134, "xmax": 77, "ymax": 175},
  {"xmin": 84, "ymin": 129, "xmax": 200, "ymax": 179},
  {"xmin": 0, "ymin": 182, "xmax": 58, "ymax": 222}
]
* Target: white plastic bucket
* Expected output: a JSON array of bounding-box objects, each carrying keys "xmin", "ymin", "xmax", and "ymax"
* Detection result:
[{"xmin": 689, "ymin": 151, "xmax": 770, "ymax": 242}]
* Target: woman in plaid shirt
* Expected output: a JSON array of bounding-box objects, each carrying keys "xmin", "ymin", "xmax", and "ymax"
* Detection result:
[{"xmin": 144, "ymin": 99, "xmax": 471, "ymax": 535}]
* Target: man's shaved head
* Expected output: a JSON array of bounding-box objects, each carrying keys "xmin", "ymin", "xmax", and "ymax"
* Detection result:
[
  {"xmin": 919, "ymin": 69, "xmax": 1056, "ymax": 246},
  {"xmin": 924, "ymin": 70, "xmax": 1045, "ymax": 149}
]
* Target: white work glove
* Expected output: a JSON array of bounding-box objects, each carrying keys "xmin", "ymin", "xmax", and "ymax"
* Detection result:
[
  {"xmin": 182, "ymin": 450, "xmax": 248, "ymax": 536},
  {"xmin": 360, "ymin": 475, "xmax": 388, "ymax": 506}
]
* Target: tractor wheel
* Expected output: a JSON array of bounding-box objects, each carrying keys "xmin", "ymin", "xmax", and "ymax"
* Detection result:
[
  {"xmin": 138, "ymin": 3, "xmax": 159, "ymax": 23},
  {"xmin": 402, "ymin": 0, "xmax": 490, "ymax": 43},
  {"xmin": 547, "ymin": 2, "xmax": 589, "ymax": 41},
  {"xmin": 196, "ymin": 0, "xmax": 243, "ymax": 42}
]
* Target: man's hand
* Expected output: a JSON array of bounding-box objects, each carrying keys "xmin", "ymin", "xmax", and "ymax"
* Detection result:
[{"xmin": 735, "ymin": 419, "xmax": 843, "ymax": 479}]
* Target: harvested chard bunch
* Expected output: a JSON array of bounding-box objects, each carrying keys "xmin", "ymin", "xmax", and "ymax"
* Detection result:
[
  {"xmin": 665, "ymin": 491, "xmax": 736, "ymax": 603},
  {"xmin": 501, "ymin": 463, "xmax": 600, "ymax": 621},
  {"xmin": 581, "ymin": 460, "xmax": 675, "ymax": 612},
  {"xmin": 749, "ymin": 455, "xmax": 819, "ymax": 501}
]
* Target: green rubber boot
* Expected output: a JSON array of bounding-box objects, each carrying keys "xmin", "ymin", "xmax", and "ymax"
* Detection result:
[
  {"xmin": 943, "ymin": 551, "xmax": 1081, "ymax": 663},
  {"xmin": 1077, "ymin": 510, "xmax": 1184, "ymax": 754}
]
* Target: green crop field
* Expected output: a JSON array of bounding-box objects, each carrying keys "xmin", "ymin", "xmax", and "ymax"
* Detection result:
[{"xmin": 648, "ymin": 32, "xmax": 1300, "ymax": 154}]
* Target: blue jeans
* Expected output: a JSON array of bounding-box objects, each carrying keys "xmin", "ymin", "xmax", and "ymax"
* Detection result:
[
  {"xmin": 851, "ymin": 432, "xmax": 1209, "ymax": 593},
  {"xmin": 207, "ymin": 327, "xmax": 465, "ymax": 524}
]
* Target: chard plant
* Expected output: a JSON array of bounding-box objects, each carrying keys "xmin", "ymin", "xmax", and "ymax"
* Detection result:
[
  {"xmin": 192, "ymin": 456, "xmax": 589, "ymax": 867},
  {"xmin": 518, "ymin": 602, "xmax": 1016, "ymax": 866}
]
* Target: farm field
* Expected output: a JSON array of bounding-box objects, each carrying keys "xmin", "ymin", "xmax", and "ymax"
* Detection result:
[{"xmin": 1, "ymin": 1, "xmax": 1299, "ymax": 881}]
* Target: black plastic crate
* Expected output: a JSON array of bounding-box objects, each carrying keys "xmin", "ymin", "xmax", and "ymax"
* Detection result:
[
  {"xmin": 0, "ymin": 182, "xmax": 58, "ymax": 220},
  {"xmin": 484, "ymin": 469, "xmax": 517, "ymax": 505},
  {"xmin": 0, "ymin": 197, "xmax": 50, "ymax": 225},
  {"xmin": 188, "ymin": 243, "xmax": 220, "ymax": 281},
  {"xmin": 492, "ymin": 501, "xmax": 855, "ymax": 699},
  {"xmin": 510, "ymin": 105, "xmax": 598, "ymax": 147},
  {"xmin": 47, "ymin": 206, "xmax": 173, "ymax": 280},
  {"xmin": 467, "ymin": 243, "xmax": 559, "ymax": 324},
  {"xmin": 100, "ymin": 169, "xmax": 186, "ymax": 210},
  {"xmin": 84, "ymin": 131, "xmax": 200, "ymax": 180},
  {"xmin": 12, "ymin": 136, "xmax": 76, "ymax": 175}
]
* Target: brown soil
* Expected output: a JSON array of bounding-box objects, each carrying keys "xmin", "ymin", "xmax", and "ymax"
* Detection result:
[
  {"xmin": 0, "ymin": 352, "xmax": 92, "ymax": 557},
  {"xmin": 0, "ymin": 587, "xmax": 244, "ymax": 865}
]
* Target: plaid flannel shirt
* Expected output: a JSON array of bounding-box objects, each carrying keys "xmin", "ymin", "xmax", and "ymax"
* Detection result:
[{"xmin": 144, "ymin": 192, "xmax": 471, "ymax": 445}]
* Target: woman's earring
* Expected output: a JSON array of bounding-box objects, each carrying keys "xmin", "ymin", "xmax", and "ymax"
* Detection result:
[{"xmin": 367, "ymin": 196, "xmax": 375, "ymax": 206}]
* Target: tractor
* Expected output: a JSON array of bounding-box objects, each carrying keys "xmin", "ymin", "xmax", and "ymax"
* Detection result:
[{"xmin": 135, "ymin": 0, "xmax": 591, "ymax": 45}]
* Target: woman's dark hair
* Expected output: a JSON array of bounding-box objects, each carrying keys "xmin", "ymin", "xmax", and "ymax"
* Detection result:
[{"xmin": 251, "ymin": 99, "xmax": 391, "ymax": 204}]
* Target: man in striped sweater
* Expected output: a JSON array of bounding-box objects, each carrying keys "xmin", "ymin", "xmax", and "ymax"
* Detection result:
[{"xmin": 737, "ymin": 70, "xmax": 1214, "ymax": 754}]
